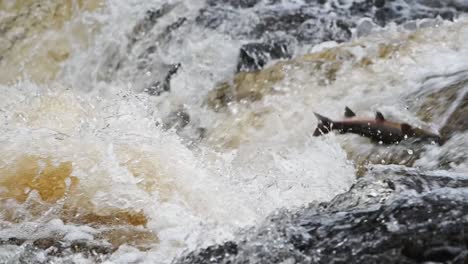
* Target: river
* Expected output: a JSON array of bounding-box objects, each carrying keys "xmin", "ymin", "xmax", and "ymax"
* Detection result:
[{"xmin": 1, "ymin": 1, "xmax": 468, "ymax": 263}]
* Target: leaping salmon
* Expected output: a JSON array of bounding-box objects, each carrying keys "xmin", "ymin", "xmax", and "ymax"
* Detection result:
[{"xmin": 313, "ymin": 107, "xmax": 442, "ymax": 145}]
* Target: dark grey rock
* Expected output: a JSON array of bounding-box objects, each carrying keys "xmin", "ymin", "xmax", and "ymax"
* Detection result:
[
  {"xmin": 356, "ymin": 18, "xmax": 376, "ymax": 37},
  {"xmin": 207, "ymin": 0, "xmax": 261, "ymax": 8},
  {"xmin": 0, "ymin": 238, "xmax": 26, "ymax": 246},
  {"xmin": 144, "ymin": 63, "xmax": 181, "ymax": 96},
  {"xmin": 176, "ymin": 167, "xmax": 468, "ymax": 264},
  {"xmin": 374, "ymin": 0, "xmax": 386, "ymax": 8},
  {"xmin": 237, "ymin": 41, "xmax": 293, "ymax": 72},
  {"xmin": 128, "ymin": 3, "xmax": 179, "ymax": 48},
  {"xmin": 195, "ymin": 0, "xmax": 467, "ymax": 71},
  {"xmin": 0, "ymin": 238, "xmax": 113, "ymax": 263},
  {"xmin": 405, "ymin": 72, "xmax": 468, "ymax": 170},
  {"xmin": 196, "ymin": 0, "xmax": 465, "ymax": 40},
  {"xmin": 162, "ymin": 107, "xmax": 191, "ymax": 130},
  {"xmin": 94, "ymin": 3, "xmax": 185, "ymax": 94},
  {"xmin": 441, "ymin": 92, "xmax": 468, "ymax": 139}
]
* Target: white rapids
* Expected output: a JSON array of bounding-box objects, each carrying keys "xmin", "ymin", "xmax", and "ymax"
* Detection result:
[{"xmin": 1, "ymin": 1, "xmax": 468, "ymax": 263}]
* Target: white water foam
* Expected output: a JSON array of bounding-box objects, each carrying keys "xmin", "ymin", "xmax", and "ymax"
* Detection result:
[{"xmin": 2, "ymin": 1, "xmax": 468, "ymax": 263}]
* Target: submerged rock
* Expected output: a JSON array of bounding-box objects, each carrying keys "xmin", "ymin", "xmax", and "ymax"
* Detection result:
[
  {"xmin": 440, "ymin": 91, "xmax": 468, "ymax": 139},
  {"xmin": 237, "ymin": 41, "xmax": 293, "ymax": 72},
  {"xmin": 206, "ymin": 0, "xmax": 260, "ymax": 8},
  {"xmin": 206, "ymin": 46, "xmax": 358, "ymax": 110},
  {"xmin": 96, "ymin": 3, "xmax": 184, "ymax": 94},
  {"xmin": 206, "ymin": 63, "xmax": 286, "ymax": 110},
  {"xmin": 162, "ymin": 107, "xmax": 191, "ymax": 130},
  {"xmin": 176, "ymin": 166, "xmax": 468, "ymax": 264},
  {"xmin": 0, "ymin": 238, "xmax": 114, "ymax": 263},
  {"xmin": 144, "ymin": 63, "xmax": 181, "ymax": 96},
  {"xmin": 343, "ymin": 142, "xmax": 427, "ymax": 177},
  {"xmin": 197, "ymin": 1, "xmax": 465, "ymax": 42},
  {"xmin": 128, "ymin": 3, "xmax": 179, "ymax": 48},
  {"xmin": 403, "ymin": 72, "xmax": 468, "ymax": 170},
  {"xmin": 196, "ymin": 0, "xmax": 468, "ymax": 71}
]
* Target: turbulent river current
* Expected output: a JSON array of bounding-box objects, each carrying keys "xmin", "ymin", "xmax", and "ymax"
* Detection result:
[{"xmin": 1, "ymin": 0, "xmax": 468, "ymax": 263}]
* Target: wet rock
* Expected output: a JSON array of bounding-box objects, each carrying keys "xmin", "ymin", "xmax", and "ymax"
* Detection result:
[
  {"xmin": 0, "ymin": 237, "xmax": 26, "ymax": 246},
  {"xmin": 96, "ymin": 227, "xmax": 159, "ymax": 251},
  {"xmin": 96, "ymin": 43, "xmax": 123, "ymax": 82},
  {"xmin": 196, "ymin": 0, "xmax": 467, "ymax": 44},
  {"xmin": 98, "ymin": 0, "xmax": 468, "ymax": 93},
  {"xmin": 440, "ymin": 91, "xmax": 468, "ymax": 139},
  {"xmin": 237, "ymin": 41, "xmax": 293, "ymax": 72},
  {"xmin": 256, "ymin": 11, "xmax": 352, "ymax": 43},
  {"xmin": 162, "ymin": 108, "xmax": 191, "ymax": 130},
  {"xmin": 374, "ymin": 7, "xmax": 399, "ymax": 26},
  {"xmin": 157, "ymin": 107, "xmax": 207, "ymax": 145},
  {"xmin": 408, "ymin": 73, "xmax": 468, "ymax": 136},
  {"xmin": 144, "ymin": 63, "xmax": 181, "ymax": 96},
  {"xmin": 176, "ymin": 167, "xmax": 468, "ymax": 264},
  {"xmin": 159, "ymin": 17, "xmax": 187, "ymax": 43},
  {"xmin": 198, "ymin": 4, "xmax": 353, "ymax": 43},
  {"xmin": 206, "ymin": 63, "xmax": 286, "ymax": 110},
  {"xmin": 95, "ymin": 3, "xmax": 186, "ymax": 93},
  {"xmin": 28, "ymin": 237, "xmax": 114, "ymax": 257},
  {"xmin": 395, "ymin": 65, "xmax": 468, "ymax": 172},
  {"xmin": 343, "ymin": 140, "xmax": 430, "ymax": 177},
  {"xmin": 133, "ymin": 31, "xmax": 183, "ymax": 95},
  {"xmin": 374, "ymin": 0, "xmax": 386, "ymax": 8},
  {"xmin": 206, "ymin": 82, "xmax": 235, "ymax": 111},
  {"xmin": 195, "ymin": 7, "xmax": 239, "ymax": 30},
  {"xmin": 207, "ymin": 0, "xmax": 260, "ymax": 8},
  {"xmin": 128, "ymin": 3, "xmax": 179, "ymax": 48},
  {"xmin": 423, "ymin": 246, "xmax": 464, "ymax": 262},
  {"xmin": 0, "ymin": 237, "xmax": 114, "ymax": 263},
  {"xmin": 328, "ymin": 165, "xmax": 468, "ymax": 210},
  {"xmin": 182, "ymin": 241, "xmax": 239, "ymax": 263},
  {"xmin": 206, "ymin": 46, "xmax": 369, "ymax": 110},
  {"xmin": 356, "ymin": 18, "xmax": 376, "ymax": 37},
  {"xmin": 69, "ymin": 240, "xmax": 114, "ymax": 257},
  {"xmin": 33, "ymin": 237, "xmax": 62, "ymax": 251},
  {"xmin": 347, "ymin": 0, "xmax": 375, "ymax": 16},
  {"xmin": 250, "ymin": 9, "xmax": 315, "ymax": 40}
]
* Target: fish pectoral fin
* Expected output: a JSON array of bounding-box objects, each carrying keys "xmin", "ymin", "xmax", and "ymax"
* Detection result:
[
  {"xmin": 375, "ymin": 111, "xmax": 385, "ymax": 122},
  {"xmin": 344, "ymin": 106, "xmax": 356, "ymax": 118},
  {"xmin": 400, "ymin": 123, "xmax": 413, "ymax": 136}
]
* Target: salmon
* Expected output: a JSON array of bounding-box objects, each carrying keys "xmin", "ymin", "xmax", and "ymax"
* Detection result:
[{"xmin": 313, "ymin": 107, "xmax": 442, "ymax": 145}]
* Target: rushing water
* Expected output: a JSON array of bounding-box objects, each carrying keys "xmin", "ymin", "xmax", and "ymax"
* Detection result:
[{"xmin": 1, "ymin": 0, "xmax": 468, "ymax": 263}]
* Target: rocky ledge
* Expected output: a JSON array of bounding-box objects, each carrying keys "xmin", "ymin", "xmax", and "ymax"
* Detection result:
[
  {"xmin": 176, "ymin": 166, "xmax": 468, "ymax": 264},
  {"xmin": 198, "ymin": 0, "xmax": 468, "ymax": 72}
]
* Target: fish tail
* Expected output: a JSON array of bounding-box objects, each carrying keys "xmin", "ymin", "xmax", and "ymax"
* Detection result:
[{"xmin": 313, "ymin": 113, "xmax": 334, "ymax": 136}]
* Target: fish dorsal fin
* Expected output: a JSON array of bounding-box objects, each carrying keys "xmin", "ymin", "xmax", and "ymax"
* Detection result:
[
  {"xmin": 375, "ymin": 111, "xmax": 385, "ymax": 122},
  {"xmin": 401, "ymin": 123, "xmax": 413, "ymax": 135},
  {"xmin": 344, "ymin": 107, "xmax": 356, "ymax": 118}
]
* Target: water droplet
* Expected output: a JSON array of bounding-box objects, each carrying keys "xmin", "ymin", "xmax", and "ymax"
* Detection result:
[{"xmin": 407, "ymin": 149, "xmax": 413, "ymax": 155}]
